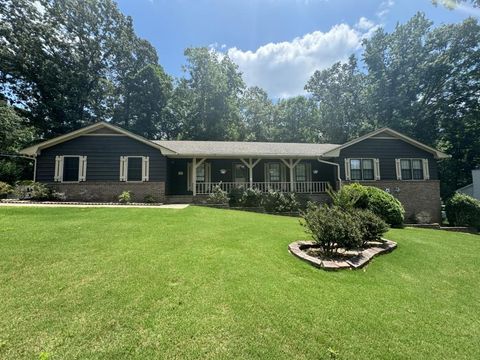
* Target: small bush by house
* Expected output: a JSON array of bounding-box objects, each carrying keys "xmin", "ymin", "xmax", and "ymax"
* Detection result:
[
  {"xmin": 445, "ymin": 193, "xmax": 480, "ymax": 229},
  {"xmin": 262, "ymin": 190, "xmax": 299, "ymax": 213},
  {"xmin": 118, "ymin": 190, "xmax": 132, "ymax": 204},
  {"xmin": 240, "ymin": 187, "xmax": 263, "ymax": 207},
  {"xmin": 0, "ymin": 181, "xmax": 13, "ymax": 199},
  {"xmin": 301, "ymin": 204, "xmax": 363, "ymax": 256},
  {"xmin": 228, "ymin": 187, "xmax": 245, "ymax": 207},
  {"xmin": 14, "ymin": 181, "xmax": 52, "ymax": 200},
  {"xmin": 331, "ymin": 184, "xmax": 405, "ymax": 227},
  {"xmin": 207, "ymin": 184, "xmax": 229, "ymax": 205},
  {"xmin": 143, "ymin": 194, "xmax": 157, "ymax": 203}
]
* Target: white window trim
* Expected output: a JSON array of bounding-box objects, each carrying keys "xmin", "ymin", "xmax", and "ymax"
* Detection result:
[
  {"xmin": 187, "ymin": 162, "xmax": 211, "ymax": 191},
  {"xmin": 396, "ymin": 158, "xmax": 429, "ymax": 181},
  {"xmin": 294, "ymin": 162, "xmax": 312, "ymax": 182},
  {"xmin": 120, "ymin": 156, "xmax": 150, "ymax": 182},
  {"xmin": 264, "ymin": 162, "xmax": 287, "ymax": 183},
  {"xmin": 54, "ymin": 155, "xmax": 87, "ymax": 183},
  {"xmin": 344, "ymin": 158, "xmax": 379, "ymax": 181}
]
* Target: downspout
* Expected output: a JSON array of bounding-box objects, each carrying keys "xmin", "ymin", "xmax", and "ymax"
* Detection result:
[{"xmin": 317, "ymin": 158, "xmax": 342, "ymax": 189}]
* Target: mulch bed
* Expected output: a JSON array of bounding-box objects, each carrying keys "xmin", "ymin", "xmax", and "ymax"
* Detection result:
[{"xmin": 288, "ymin": 239, "xmax": 397, "ymax": 270}]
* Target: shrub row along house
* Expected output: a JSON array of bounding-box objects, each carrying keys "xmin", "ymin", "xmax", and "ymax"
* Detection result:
[{"xmin": 20, "ymin": 122, "xmax": 449, "ymax": 222}]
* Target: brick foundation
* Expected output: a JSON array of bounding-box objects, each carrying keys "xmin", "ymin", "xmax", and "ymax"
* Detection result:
[
  {"xmin": 48, "ymin": 182, "xmax": 165, "ymax": 203},
  {"xmin": 343, "ymin": 180, "xmax": 442, "ymax": 223}
]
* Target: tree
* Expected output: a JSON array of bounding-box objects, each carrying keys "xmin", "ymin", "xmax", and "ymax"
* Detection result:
[
  {"xmin": 0, "ymin": 100, "xmax": 36, "ymax": 183},
  {"xmin": 178, "ymin": 47, "xmax": 245, "ymax": 140},
  {"xmin": 0, "ymin": 0, "xmax": 158, "ymax": 137},
  {"xmin": 305, "ymin": 55, "xmax": 370, "ymax": 143},
  {"xmin": 112, "ymin": 64, "xmax": 175, "ymax": 139},
  {"xmin": 274, "ymin": 96, "xmax": 323, "ymax": 143},
  {"xmin": 240, "ymin": 86, "xmax": 275, "ymax": 141}
]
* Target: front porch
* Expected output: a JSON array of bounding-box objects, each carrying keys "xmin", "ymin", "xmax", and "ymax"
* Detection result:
[{"xmin": 166, "ymin": 157, "xmax": 339, "ymax": 196}]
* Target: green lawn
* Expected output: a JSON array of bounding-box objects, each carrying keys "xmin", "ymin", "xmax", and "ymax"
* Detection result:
[{"xmin": 0, "ymin": 206, "xmax": 479, "ymax": 359}]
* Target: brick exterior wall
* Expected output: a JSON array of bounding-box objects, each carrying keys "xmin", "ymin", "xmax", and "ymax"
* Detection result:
[
  {"xmin": 343, "ymin": 180, "xmax": 442, "ymax": 223},
  {"xmin": 48, "ymin": 182, "xmax": 165, "ymax": 203}
]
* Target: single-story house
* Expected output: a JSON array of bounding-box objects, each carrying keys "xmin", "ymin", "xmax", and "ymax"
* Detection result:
[
  {"xmin": 457, "ymin": 168, "xmax": 480, "ymax": 200},
  {"xmin": 20, "ymin": 122, "xmax": 449, "ymax": 222}
]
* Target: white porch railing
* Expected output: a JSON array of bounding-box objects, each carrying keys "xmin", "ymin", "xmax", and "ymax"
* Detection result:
[{"xmin": 195, "ymin": 181, "xmax": 329, "ymax": 195}]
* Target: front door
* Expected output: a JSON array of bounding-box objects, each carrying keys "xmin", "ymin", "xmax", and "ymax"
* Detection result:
[{"xmin": 233, "ymin": 163, "xmax": 248, "ymax": 184}]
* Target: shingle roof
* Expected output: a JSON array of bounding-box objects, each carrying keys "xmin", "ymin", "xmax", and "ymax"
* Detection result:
[{"xmin": 153, "ymin": 140, "xmax": 340, "ymax": 158}]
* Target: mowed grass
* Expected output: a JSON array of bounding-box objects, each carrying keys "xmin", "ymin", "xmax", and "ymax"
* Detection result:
[{"xmin": 0, "ymin": 206, "xmax": 479, "ymax": 360}]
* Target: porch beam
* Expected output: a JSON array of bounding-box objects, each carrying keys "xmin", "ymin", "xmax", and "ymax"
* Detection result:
[
  {"xmin": 240, "ymin": 158, "xmax": 261, "ymax": 187},
  {"xmin": 281, "ymin": 158, "xmax": 301, "ymax": 192}
]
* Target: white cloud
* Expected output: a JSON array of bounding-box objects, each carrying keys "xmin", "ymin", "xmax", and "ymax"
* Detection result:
[
  {"xmin": 356, "ymin": 17, "xmax": 375, "ymax": 31},
  {"xmin": 376, "ymin": 0, "xmax": 395, "ymax": 19},
  {"xmin": 226, "ymin": 23, "xmax": 368, "ymax": 98}
]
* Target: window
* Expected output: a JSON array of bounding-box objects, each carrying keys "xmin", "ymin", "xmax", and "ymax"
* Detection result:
[
  {"xmin": 187, "ymin": 162, "xmax": 211, "ymax": 191},
  {"xmin": 120, "ymin": 156, "xmax": 149, "ymax": 182},
  {"xmin": 127, "ymin": 157, "xmax": 143, "ymax": 181},
  {"xmin": 196, "ymin": 163, "xmax": 206, "ymax": 182},
  {"xmin": 54, "ymin": 155, "xmax": 87, "ymax": 182},
  {"xmin": 267, "ymin": 163, "xmax": 281, "ymax": 182},
  {"xmin": 294, "ymin": 162, "xmax": 311, "ymax": 182},
  {"xmin": 295, "ymin": 163, "xmax": 306, "ymax": 182},
  {"xmin": 398, "ymin": 158, "xmax": 426, "ymax": 180},
  {"xmin": 63, "ymin": 156, "xmax": 80, "ymax": 182},
  {"xmin": 349, "ymin": 159, "xmax": 375, "ymax": 181}
]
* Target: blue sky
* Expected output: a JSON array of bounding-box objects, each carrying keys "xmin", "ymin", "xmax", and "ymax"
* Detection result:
[{"xmin": 116, "ymin": 0, "xmax": 479, "ymax": 98}]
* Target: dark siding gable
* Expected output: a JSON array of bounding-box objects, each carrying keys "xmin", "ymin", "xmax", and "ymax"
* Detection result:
[
  {"xmin": 335, "ymin": 138, "xmax": 438, "ymax": 180},
  {"xmin": 36, "ymin": 136, "xmax": 166, "ymax": 182}
]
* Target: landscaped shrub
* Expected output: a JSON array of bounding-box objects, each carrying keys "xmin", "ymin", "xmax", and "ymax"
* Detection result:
[
  {"xmin": 301, "ymin": 204, "xmax": 363, "ymax": 256},
  {"xmin": 228, "ymin": 186, "xmax": 245, "ymax": 207},
  {"xmin": 207, "ymin": 184, "xmax": 229, "ymax": 205},
  {"xmin": 352, "ymin": 209, "xmax": 389, "ymax": 246},
  {"xmin": 262, "ymin": 190, "xmax": 299, "ymax": 213},
  {"xmin": 331, "ymin": 184, "xmax": 405, "ymax": 227},
  {"xmin": 445, "ymin": 193, "xmax": 480, "ymax": 229},
  {"xmin": 143, "ymin": 194, "xmax": 157, "ymax": 203},
  {"xmin": 240, "ymin": 187, "xmax": 262, "ymax": 207},
  {"xmin": 0, "ymin": 181, "xmax": 13, "ymax": 199},
  {"xmin": 118, "ymin": 190, "xmax": 132, "ymax": 204},
  {"xmin": 328, "ymin": 183, "xmax": 367, "ymax": 210},
  {"xmin": 14, "ymin": 181, "xmax": 51, "ymax": 200}
]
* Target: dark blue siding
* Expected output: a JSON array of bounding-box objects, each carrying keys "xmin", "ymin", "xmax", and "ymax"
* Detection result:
[
  {"xmin": 36, "ymin": 136, "xmax": 166, "ymax": 182},
  {"xmin": 334, "ymin": 138, "xmax": 438, "ymax": 180}
]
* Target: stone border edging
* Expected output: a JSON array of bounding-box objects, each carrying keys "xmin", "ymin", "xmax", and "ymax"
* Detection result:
[
  {"xmin": 1, "ymin": 199, "xmax": 163, "ymax": 206},
  {"xmin": 288, "ymin": 238, "xmax": 397, "ymax": 270}
]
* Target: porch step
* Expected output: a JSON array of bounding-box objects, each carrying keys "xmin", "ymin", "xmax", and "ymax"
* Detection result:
[{"xmin": 165, "ymin": 195, "xmax": 194, "ymax": 204}]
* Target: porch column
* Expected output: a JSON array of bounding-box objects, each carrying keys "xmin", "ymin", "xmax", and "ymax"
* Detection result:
[
  {"xmin": 191, "ymin": 157, "xmax": 206, "ymax": 196},
  {"xmin": 281, "ymin": 158, "xmax": 301, "ymax": 192},
  {"xmin": 240, "ymin": 158, "xmax": 261, "ymax": 188},
  {"xmin": 192, "ymin": 158, "xmax": 196, "ymax": 196}
]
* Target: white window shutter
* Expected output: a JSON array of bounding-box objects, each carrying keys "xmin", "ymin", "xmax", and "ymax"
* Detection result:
[
  {"xmin": 79, "ymin": 156, "xmax": 87, "ymax": 181},
  {"xmin": 142, "ymin": 156, "xmax": 150, "ymax": 181},
  {"xmin": 120, "ymin": 156, "xmax": 126, "ymax": 181},
  {"xmin": 344, "ymin": 158, "xmax": 351, "ymax": 181},
  {"xmin": 395, "ymin": 159, "xmax": 402, "ymax": 180},
  {"xmin": 423, "ymin": 159, "xmax": 430, "ymax": 180},
  {"xmin": 54, "ymin": 156, "xmax": 64, "ymax": 182},
  {"xmin": 374, "ymin": 159, "xmax": 381, "ymax": 180}
]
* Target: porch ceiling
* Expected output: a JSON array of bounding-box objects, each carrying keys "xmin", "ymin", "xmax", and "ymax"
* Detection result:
[{"xmin": 153, "ymin": 140, "xmax": 339, "ymax": 158}]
